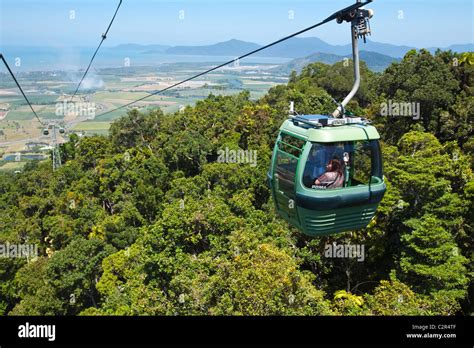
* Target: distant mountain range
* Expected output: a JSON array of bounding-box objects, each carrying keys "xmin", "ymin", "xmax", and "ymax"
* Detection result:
[
  {"xmin": 165, "ymin": 39, "xmax": 261, "ymax": 56},
  {"xmin": 109, "ymin": 38, "xmax": 473, "ymax": 72},
  {"xmin": 275, "ymin": 51, "xmax": 401, "ymax": 73},
  {"xmin": 113, "ymin": 44, "xmax": 171, "ymax": 53},
  {"xmin": 113, "ymin": 38, "xmax": 474, "ymax": 59}
]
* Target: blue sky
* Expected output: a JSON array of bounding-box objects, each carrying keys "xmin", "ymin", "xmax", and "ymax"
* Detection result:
[{"xmin": 0, "ymin": 0, "xmax": 473, "ymax": 48}]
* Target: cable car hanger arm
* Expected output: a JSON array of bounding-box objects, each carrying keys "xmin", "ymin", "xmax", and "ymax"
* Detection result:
[{"xmin": 332, "ymin": 1, "xmax": 374, "ymax": 118}]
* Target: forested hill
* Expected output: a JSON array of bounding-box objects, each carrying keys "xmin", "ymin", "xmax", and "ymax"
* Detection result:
[{"xmin": 0, "ymin": 49, "xmax": 472, "ymax": 316}]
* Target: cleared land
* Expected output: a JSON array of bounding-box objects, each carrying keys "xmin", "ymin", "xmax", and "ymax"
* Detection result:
[{"xmin": 0, "ymin": 62, "xmax": 287, "ymax": 166}]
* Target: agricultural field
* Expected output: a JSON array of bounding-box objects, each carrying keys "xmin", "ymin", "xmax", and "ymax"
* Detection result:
[{"xmin": 0, "ymin": 62, "xmax": 287, "ymax": 167}]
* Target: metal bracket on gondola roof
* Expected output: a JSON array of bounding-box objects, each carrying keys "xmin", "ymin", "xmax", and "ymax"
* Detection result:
[{"xmin": 289, "ymin": 114, "xmax": 371, "ymax": 129}]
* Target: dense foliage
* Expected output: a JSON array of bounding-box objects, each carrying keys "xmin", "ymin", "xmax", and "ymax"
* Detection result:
[{"xmin": 0, "ymin": 49, "xmax": 472, "ymax": 315}]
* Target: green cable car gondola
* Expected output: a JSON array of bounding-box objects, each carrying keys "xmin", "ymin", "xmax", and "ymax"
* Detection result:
[
  {"xmin": 268, "ymin": 115, "xmax": 385, "ymax": 237},
  {"xmin": 268, "ymin": 3, "xmax": 385, "ymax": 237}
]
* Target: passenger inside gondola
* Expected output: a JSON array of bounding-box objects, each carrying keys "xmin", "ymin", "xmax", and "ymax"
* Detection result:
[{"xmin": 313, "ymin": 158, "xmax": 344, "ymax": 189}]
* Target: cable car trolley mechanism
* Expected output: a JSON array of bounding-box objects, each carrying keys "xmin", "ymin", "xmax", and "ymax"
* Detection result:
[{"xmin": 268, "ymin": 0, "xmax": 386, "ymax": 237}]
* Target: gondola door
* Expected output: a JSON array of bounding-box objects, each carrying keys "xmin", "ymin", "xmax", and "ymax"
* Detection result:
[{"xmin": 273, "ymin": 133, "xmax": 305, "ymax": 225}]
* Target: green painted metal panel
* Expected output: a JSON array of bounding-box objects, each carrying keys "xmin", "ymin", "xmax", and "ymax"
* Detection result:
[{"xmin": 297, "ymin": 204, "xmax": 378, "ymax": 237}]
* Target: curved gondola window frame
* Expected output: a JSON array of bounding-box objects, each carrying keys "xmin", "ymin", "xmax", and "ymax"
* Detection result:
[{"xmin": 301, "ymin": 140, "xmax": 383, "ymax": 190}]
